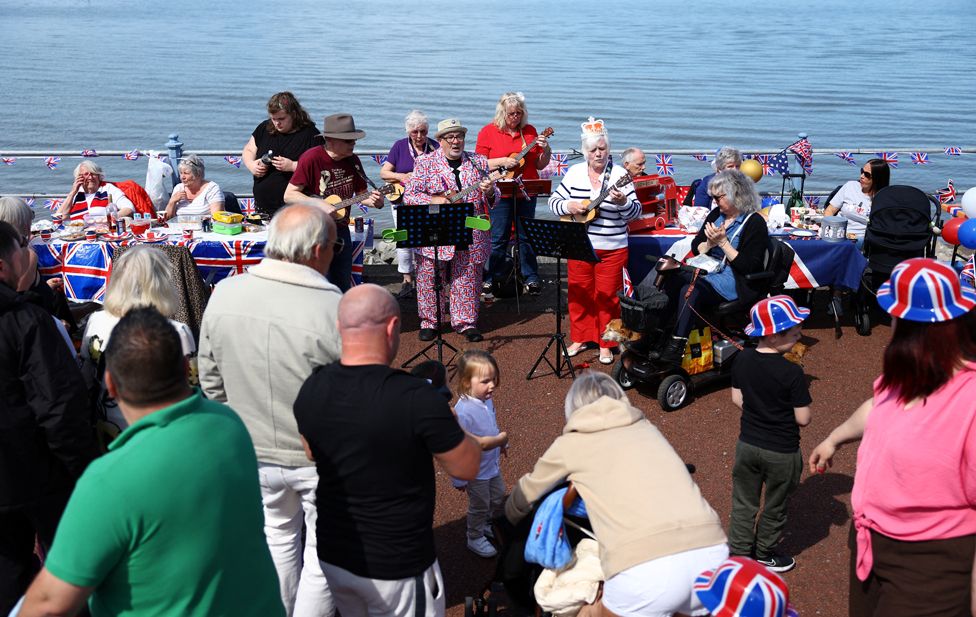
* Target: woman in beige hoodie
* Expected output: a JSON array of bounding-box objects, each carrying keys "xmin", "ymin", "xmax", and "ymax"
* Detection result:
[{"xmin": 505, "ymin": 372, "xmax": 728, "ymax": 617}]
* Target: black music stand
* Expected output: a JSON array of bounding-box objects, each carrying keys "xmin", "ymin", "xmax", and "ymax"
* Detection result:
[
  {"xmin": 397, "ymin": 202, "xmax": 474, "ymax": 368},
  {"xmin": 521, "ymin": 218, "xmax": 599, "ymax": 380},
  {"xmin": 497, "ymin": 178, "xmax": 552, "ymax": 313}
]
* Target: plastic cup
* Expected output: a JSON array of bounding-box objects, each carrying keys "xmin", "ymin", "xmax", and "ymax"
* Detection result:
[
  {"xmin": 182, "ymin": 229, "xmax": 194, "ymax": 241},
  {"xmin": 130, "ymin": 221, "xmax": 150, "ymax": 236},
  {"xmin": 51, "ymin": 214, "xmax": 63, "ymax": 227},
  {"xmin": 39, "ymin": 229, "xmax": 52, "ymax": 241},
  {"xmin": 85, "ymin": 230, "xmax": 97, "ymax": 242}
]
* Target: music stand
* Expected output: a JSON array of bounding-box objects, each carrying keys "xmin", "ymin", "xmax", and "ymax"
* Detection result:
[
  {"xmin": 521, "ymin": 218, "xmax": 599, "ymax": 380},
  {"xmin": 396, "ymin": 202, "xmax": 474, "ymax": 368},
  {"xmin": 497, "ymin": 179, "xmax": 551, "ymax": 314}
]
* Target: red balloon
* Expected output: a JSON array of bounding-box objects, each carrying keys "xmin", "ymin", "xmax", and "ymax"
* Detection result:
[{"xmin": 942, "ymin": 217, "xmax": 965, "ymax": 245}]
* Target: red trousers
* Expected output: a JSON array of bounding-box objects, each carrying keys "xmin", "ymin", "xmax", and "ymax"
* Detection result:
[{"xmin": 566, "ymin": 247, "xmax": 628, "ymax": 349}]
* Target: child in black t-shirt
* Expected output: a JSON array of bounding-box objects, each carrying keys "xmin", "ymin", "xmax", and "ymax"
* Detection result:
[{"xmin": 729, "ymin": 295, "xmax": 812, "ymax": 574}]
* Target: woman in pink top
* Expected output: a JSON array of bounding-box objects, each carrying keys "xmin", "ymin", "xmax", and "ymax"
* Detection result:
[{"xmin": 809, "ymin": 258, "xmax": 976, "ymax": 617}]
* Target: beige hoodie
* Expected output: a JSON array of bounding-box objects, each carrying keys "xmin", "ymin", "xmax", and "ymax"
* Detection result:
[{"xmin": 505, "ymin": 396, "xmax": 726, "ymax": 579}]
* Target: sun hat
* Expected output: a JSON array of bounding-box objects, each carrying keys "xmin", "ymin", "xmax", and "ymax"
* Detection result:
[
  {"xmin": 434, "ymin": 118, "xmax": 467, "ymax": 139},
  {"xmin": 876, "ymin": 257, "xmax": 976, "ymax": 322},
  {"xmin": 694, "ymin": 557, "xmax": 796, "ymax": 617},
  {"xmin": 744, "ymin": 295, "xmax": 810, "ymax": 337},
  {"xmin": 321, "ymin": 113, "xmax": 366, "ymax": 140}
]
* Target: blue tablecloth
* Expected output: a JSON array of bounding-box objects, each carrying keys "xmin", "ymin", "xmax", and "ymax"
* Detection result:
[{"xmin": 627, "ymin": 232, "xmax": 867, "ymax": 290}]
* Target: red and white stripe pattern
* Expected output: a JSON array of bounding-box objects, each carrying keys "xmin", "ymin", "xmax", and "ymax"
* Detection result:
[
  {"xmin": 745, "ymin": 294, "xmax": 809, "ymax": 336},
  {"xmin": 621, "ymin": 266, "xmax": 635, "ymax": 298},
  {"xmin": 877, "ymin": 258, "xmax": 976, "ymax": 322},
  {"xmin": 694, "ymin": 557, "xmax": 790, "ymax": 617}
]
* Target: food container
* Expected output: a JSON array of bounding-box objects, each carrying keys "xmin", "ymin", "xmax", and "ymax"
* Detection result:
[
  {"xmin": 820, "ymin": 215, "xmax": 848, "ymax": 242},
  {"xmin": 212, "ymin": 221, "xmax": 243, "ymax": 236},
  {"xmin": 212, "ymin": 211, "xmax": 244, "ymax": 225}
]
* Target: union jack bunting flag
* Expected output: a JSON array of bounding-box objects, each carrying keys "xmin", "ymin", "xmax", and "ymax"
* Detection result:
[
  {"xmin": 768, "ymin": 152, "xmax": 791, "ymax": 176},
  {"xmin": 910, "ymin": 152, "xmax": 930, "ymax": 165},
  {"xmin": 370, "ymin": 154, "xmax": 388, "ymax": 166},
  {"xmin": 190, "ymin": 240, "xmax": 264, "ymax": 284},
  {"xmin": 945, "ymin": 146, "xmax": 962, "ymax": 157},
  {"xmin": 81, "ymin": 149, "xmax": 98, "ymax": 157},
  {"xmin": 692, "ymin": 153, "xmax": 709, "ymax": 162},
  {"xmin": 655, "ymin": 154, "xmax": 674, "ymax": 176},
  {"xmin": 693, "ymin": 557, "xmax": 789, "ymax": 617},
  {"xmin": 23, "ymin": 197, "xmax": 35, "ymax": 207},
  {"xmin": 834, "ymin": 151, "xmax": 857, "ymax": 166},
  {"xmin": 45, "ymin": 156, "xmax": 61, "ymax": 170},
  {"xmin": 238, "ymin": 198, "xmax": 255, "ymax": 215},
  {"xmin": 62, "ymin": 242, "xmax": 113, "ymax": 302},
  {"xmin": 753, "ymin": 155, "xmax": 777, "ymax": 176},
  {"xmin": 224, "ymin": 155, "xmax": 242, "ymax": 168},
  {"xmin": 621, "ymin": 267, "xmax": 635, "ymax": 298},
  {"xmin": 43, "ymin": 199, "xmax": 62, "ymax": 211},
  {"xmin": 937, "ymin": 179, "xmax": 956, "ymax": 204},
  {"xmin": 804, "ymin": 196, "xmax": 821, "ymax": 208},
  {"xmin": 1, "ymin": 157, "xmax": 15, "ymax": 165},
  {"xmin": 962, "ymin": 255, "xmax": 975, "ymax": 291},
  {"xmin": 876, "ymin": 151, "xmax": 899, "ymax": 168},
  {"xmin": 123, "ymin": 149, "xmax": 141, "ymax": 161},
  {"xmin": 540, "ymin": 153, "xmax": 569, "ymax": 178},
  {"xmin": 787, "ymin": 138, "xmax": 813, "ymax": 174}
]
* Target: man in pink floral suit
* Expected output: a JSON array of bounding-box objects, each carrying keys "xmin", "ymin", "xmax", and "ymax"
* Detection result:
[{"xmin": 403, "ymin": 118, "xmax": 499, "ymax": 343}]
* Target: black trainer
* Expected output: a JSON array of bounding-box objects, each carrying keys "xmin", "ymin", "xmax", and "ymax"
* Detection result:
[
  {"xmin": 755, "ymin": 554, "xmax": 796, "ymax": 573},
  {"xmin": 461, "ymin": 328, "xmax": 483, "ymax": 343},
  {"xmin": 526, "ymin": 281, "xmax": 542, "ymax": 295},
  {"xmin": 419, "ymin": 328, "xmax": 437, "ymax": 342}
]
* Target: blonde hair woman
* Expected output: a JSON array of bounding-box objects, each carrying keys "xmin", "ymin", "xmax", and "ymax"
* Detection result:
[{"xmin": 80, "ymin": 246, "xmax": 197, "ymax": 430}]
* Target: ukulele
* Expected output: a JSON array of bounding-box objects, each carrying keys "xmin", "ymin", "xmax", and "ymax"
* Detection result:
[
  {"xmin": 501, "ymin": 127, "xmax": 555, "ymax": 179},
  {"xmin": 559, "ymin": 173, "xmax": 634, "ymax": 224},
  {"xmin": 432, "ymin": 168, "xmax": 506, "ymax": 204},
  {"xmin": 327, "ymin": 183, "xmax": 400, "ymax": 219}
]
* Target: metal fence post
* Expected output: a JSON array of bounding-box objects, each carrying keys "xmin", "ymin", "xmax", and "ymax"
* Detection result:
[{"xmin": 165, "ymin": 133, "xmax": 184, "ymax": 187}]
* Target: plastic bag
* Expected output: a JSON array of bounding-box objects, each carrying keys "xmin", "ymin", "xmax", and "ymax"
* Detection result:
[
  {"xmin": 145, "ymin": 154, "xmax": 174, "ymax": 209},
  {"xmin": 677, "ymin": 205, "xmax": 709, "ymax": 232}
]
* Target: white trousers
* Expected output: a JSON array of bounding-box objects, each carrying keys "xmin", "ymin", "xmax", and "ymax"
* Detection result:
[
  {"xmin": 319, "ymin": 560, "xmax": 445, "ymax": 617},
  {"xmin": 258, "ymin": 463, "xmax": 334, "ymax": 617}
]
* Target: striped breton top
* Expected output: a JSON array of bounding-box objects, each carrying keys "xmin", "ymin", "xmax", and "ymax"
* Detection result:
[{"xmin": 548, "ymin": 162, "xmax": 641, "ymax": 250}]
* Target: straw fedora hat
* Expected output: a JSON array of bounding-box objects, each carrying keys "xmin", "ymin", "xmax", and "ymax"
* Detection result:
[
  {"xmin": 321, "ymin": 113, "xmax": 366, "ymax": 140},
  {"xmin": 434, "ymin": 118, "xmax": 468, "ymax": 139}
]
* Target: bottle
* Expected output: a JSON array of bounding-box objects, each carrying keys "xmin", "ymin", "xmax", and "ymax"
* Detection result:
[{"xmin": 106, "ymin": 194, "xmax": 115, "ymax": 228}]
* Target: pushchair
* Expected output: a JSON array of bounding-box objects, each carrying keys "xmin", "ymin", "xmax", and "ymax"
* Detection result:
[{"xmin": 852, "ymin": 185, "xmax": 938, "ymax": 335}]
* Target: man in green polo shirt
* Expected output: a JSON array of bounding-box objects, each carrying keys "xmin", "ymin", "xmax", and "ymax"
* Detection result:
[{"xmin": 18, "ymin": 308, "xmax": 285, "ymax": 617}]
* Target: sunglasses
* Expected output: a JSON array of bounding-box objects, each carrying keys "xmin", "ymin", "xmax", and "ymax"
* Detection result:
[
  {"xmin": 709, "ymin": 193, "xmax": 726, "ymax": 201},
  {"xmin": 860, "ymin": 169, "xmax": 873, "ymax": 179}
]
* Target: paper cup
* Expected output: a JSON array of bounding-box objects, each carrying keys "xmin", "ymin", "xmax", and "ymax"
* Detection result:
[
  {"xmin": 182, "ymin": 229, "xmax": 194, "ymax": 241},
  {"xmin": 51, "ymin": 215, "xmax": 64, "ymax": 226},
  {"xmin": 39, "ymin": 229, "xmax": 52, "ymax": 241},
  {"xmin": 85, "ymin": 230, "xmax": 97, "ymax": 241}
]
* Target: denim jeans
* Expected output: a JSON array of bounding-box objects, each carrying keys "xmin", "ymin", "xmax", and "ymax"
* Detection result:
[
  {"xmin": 258, "ymin": 463, "xmax": 334, "ymax": 617},
  {"xmin": 487, "ymin": 196, "xmax": 539, "ymax": 285}
]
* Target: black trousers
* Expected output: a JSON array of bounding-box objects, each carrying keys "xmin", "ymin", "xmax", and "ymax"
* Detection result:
[
  {"xmin": 663, "ymin": 270, "xmax": 725, "ymax": 339},
  {"xmin": 0, "ymin": 491, "xmax": 72, "ymax": 615}
]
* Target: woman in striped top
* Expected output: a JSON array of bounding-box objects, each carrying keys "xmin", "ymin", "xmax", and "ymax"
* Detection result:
[{"xmin": 548, "ymin": 118, "xmax": 640, "ymax": 364}]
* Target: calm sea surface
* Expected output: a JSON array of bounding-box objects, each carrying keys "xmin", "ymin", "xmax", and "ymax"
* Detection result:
[{"xmin": 1, "ymin": 0, "xmax": 974, "ymax": 227}]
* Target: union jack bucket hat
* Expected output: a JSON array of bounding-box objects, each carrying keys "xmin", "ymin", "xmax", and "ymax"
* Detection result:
[
  {"xmin": 876, "ymin": 258, "xmax": 976, "ymax": 322},
  {"xmin": 694, "ymin": 557, "xmax": 796, "ymax": 617},
  {"xmin": 745, "ymin": 295, "xmax": 810, "ymax": 337}
]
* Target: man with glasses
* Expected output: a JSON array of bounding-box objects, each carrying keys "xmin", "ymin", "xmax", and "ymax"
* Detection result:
[
  {"xmin": 199, "ymin": 204, "xmax": 343, "ymax": 617},
  {"xmin": 0, "ymin": 221, "xmax": 97, "ymax": 615},
  {"xmin": 403, "ymin": 118, "xmax": 499, "ymax": 343},
  {"xmin": 285, "ymin": 113, "xmax": 384, "ymax": 292}
]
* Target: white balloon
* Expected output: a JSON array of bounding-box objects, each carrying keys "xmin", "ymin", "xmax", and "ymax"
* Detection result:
[{"xmin": 963, "ymin": 187, "xmax": 976, "ymax": 219}]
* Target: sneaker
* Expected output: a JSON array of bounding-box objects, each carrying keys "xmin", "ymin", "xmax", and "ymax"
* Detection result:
[
  {"xmin": 483, "ymin": 525, "xmax": 495, "ymax": 540},
  {"xmin": 756, "ymin": 554, "xmax": 796, "ymax": 573},
  {"xmin": 467, "ymin": 536, "xmax": 497, "ymax": 558},
  {"xmin": 419, "ymin": 328, "xmax": 437, "ymax": 342},
  {"xmin": 526, "ymin": 281, "xmax": 542, "ymax": 295},
  {"xmin": 483, "ymin": 281, "xmax": 493, "ymax": 294},
  {"xmin": 461, "ymin": 328, "xmax": 484, "ymax": 343},
  {"xmin": 396, "ymin": 281, "xmax": 415, "ymax": 299}
]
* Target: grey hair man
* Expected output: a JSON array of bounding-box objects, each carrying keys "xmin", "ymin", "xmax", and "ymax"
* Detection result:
[
  {"xmin": 692, "ymin": 146, "xmax": 743, "ymax": 208},
  {"xmin": 621, "ymin": 147, "xmax": 647, "ymax": 177},
  {"xmin": 294, "ymin": 284, "xmax": 481, "ymax": 617},
  {"xmin": 198, "ymin": 204, "xmax": 342, "ymax": 617}
]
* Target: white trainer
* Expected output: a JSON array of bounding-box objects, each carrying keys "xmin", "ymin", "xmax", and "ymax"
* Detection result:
[{"xmin": 467, "ymin": 536, "xmax": 497, "ymax": 558}]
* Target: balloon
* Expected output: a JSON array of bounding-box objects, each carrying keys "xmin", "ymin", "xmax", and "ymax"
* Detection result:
[
  {"xmin": 962, "ymin": 187, "xmax": 976, "ymax": 219},
  {"xmin": 740, "ymin": 159, "xmax": 763, "ymax": 182},
  {"xmin": 958, "ymin": 219, "xmax": 976, "ymax": 249},
  {"xmin": 942, "ymin": 217, "xmax": 965, "ymax": 245}
]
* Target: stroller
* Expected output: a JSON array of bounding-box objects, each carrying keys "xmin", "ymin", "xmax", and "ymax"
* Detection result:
[{"xmin": 852, "ymin": 185, "xmax": 937, "ymax": 335}]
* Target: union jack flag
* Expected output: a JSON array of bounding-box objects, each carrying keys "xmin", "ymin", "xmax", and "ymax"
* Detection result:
[
  {"xmin": 834, "ymin": 151, "xmax": 857, "ymax": 166},
  {"xmin": 754, "ymin": 155, "xmax": 773, "ymax": 176},
  {"xmin": 945, "ymin": 146, "xmax": 962, "ymax": 157},
  {"xmin": 123, "ymin": 149, "xmax": 141, "ymax": 161},
  {"xmin": 655, "ymin": 154, "xmax": 674, "ymax": 176},
  {"xmin": 24, "ymin": 197, "xmax": 35, "ymax": 208},
  {"xmin": 1, "ymin": 157, "xmax": 15, "ymax": 165},
  {"xmin": 937, "ymin": 179, "xmax": 956, "ymax": 204},
  {"xmin": 45, "ymin": 156, "xmax": 61, "ymax": 170},
  {"xmin": 61, "ymin": 242, "xmax": 113, "ymax": 302},
  {"xmin": 540, "ymin": 153, "xmax": 569, "ymax": 178},
  {"xmin": 768, "ymin": 152, "xmax": 791, "ymax": 176},
  {"xmin": 622, "ymin": 267, "xmax": 635, "ymax": 298},
  {"xmin": 238, "ymin": 198, "xmax": 255, "ymax": 215},
  {"xmin": 190, "ymin": 240, "xmax": 264, "ymax": 284},
  {"xmin": 876, "ymin": 151, "xmax": 899, "ymax": 168},
  {"xmin": 787, "ymin": 138, "xmax": 813, "ymax": 175},
  {"xmin": 804, "ymin": 196, "xmax": 821, "ymax": 208},
  {"xmin": 910, "ymin": 152, "xmax": 929, "ymax": 165},
  {"xmin": 692, "ymin": 153, "xmax": 709, "ymax": 162},
  {"xmin": 224, "ymin": 155, "xmax": 242, "ymax": 168},
  {"xmin": 81, "ymin": 149, "xmax": 98, "ymax": 157},
  {"xmin": 694, "ymin": 557, "xmax": 789, "ymax": 617},
  {"xmin": 43, "ymin": 199, "xmax": 62, "ymax": 211},
  {"xmin": 371, "ymin": 154, "xmax": 389, "ymax": 166},
  {"xmin": 962, "ymin": 255, "xmax": 975, "ymax": 291},
  {"xmin": 33, "ymin": 242, "xmax": 63, "ymax": 278}
]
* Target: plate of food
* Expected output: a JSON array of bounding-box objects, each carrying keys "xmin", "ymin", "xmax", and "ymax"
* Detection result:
[
  {"xmin": 58, "ymin": 230, "xmax": 87, "ymax": 241},
  {"xmin": 790, "ymin": 229, "xmax": 817, "ymax": 238},
  {"xmin": 102, "ymin": 232, "xmax": 132, "ymax": 242},
  {"xmin": 138, "ymin": 232, "xmax": 169, "ymax": 243}
]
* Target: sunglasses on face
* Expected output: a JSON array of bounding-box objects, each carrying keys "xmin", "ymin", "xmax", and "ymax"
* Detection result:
[{"xmin": 860, "ymin": 169, "xmax": 873, "ymax": 179}]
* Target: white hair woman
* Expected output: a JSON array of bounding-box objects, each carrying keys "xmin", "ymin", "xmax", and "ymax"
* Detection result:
[
  {"xmin": 656, "ymin": 169, "xmax": 769, "ymax": 364},
  {"xmin": 548, "ymin": 118, "xmax": 641, "ymax": 365},
  {"xmin": 380, "ymin": 110, "xmax": 440, "ymax": 298},
  {"xmin": 476, "ymin": 92, "xmax": 552, "ymax": 295},
  {"xmin": 58, "ymin": 160, "xmax": 135, "ymax": 222},
  {"xmin": 162, "ymin": 154, "xmax": 224, "ymax": 220},
  {"xmin": 692, "ymin": 145, "xmax": 743, "ymax": 208},
  {"xmin": 505, "ymin": 371, "xmax": 728, "ymax": 617},
  {"xmin": 80, "ymin": 245, "xmax": 197, "ymax": 429}
]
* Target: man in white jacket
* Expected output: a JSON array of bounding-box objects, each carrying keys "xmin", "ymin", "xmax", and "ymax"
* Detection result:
[{"xmin": 198, "ymin": 204, "xmax": 342, "ymax": 617}]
